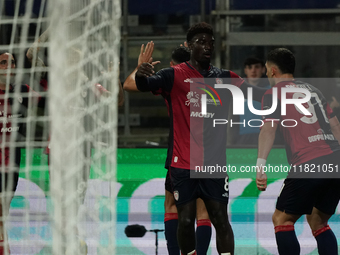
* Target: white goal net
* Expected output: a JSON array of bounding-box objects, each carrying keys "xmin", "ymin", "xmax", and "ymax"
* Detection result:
[{"xmin": 0, "ymin": 0, "xmax": 121, "ymax": 254}]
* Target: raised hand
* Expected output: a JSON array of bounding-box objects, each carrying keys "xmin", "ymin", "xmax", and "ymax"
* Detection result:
[{"xmin": 138, "ymin": 41, "xmax": 160, "ymax": 67}]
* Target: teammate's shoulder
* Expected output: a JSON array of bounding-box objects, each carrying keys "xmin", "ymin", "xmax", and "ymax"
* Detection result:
[
  {"xmin": 228, "ymin": 70, "xmax": 241, "ymax": 78},
  {"xmin": 15, "ymin": 84, "xmax": 30, "ymax": 92},
  {"xmin": 40, "ymin": 78, "xmax": 48, "ymax": 91},
  {"xmin": 293, "ymin": 80, "xmax": 317, "ymax": 90},
  {"xmin": 150, "ymin": 67, "xmax": 174, "ymax": 83},
  {"xmin": 264, "ymin": 86, "xmax": 274, "ymax": 95},
  {"xmin": 211, "ymin": 66, "xmax": 241, "ymax": 78},
  {"xmin": 276, "ymin": 80, "xmax": 314, "ymax": 90},
  {"xmin": 171, "ymin": 62, "xmax": 188, "ymax": 70}
]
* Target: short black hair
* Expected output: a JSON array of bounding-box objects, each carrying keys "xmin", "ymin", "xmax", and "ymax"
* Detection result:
[
  {"xmin": 0, "ymin": 51, "xmax": 16, "ymax": 65},
  {"xmin": 0, "ymin": 51, "xmax": 9, "ymax": 55},
  {"xmin": 244, "ymin": 57, "xmax": 264, "ymax": 67},
  {"xmin": 186, "ymin": 22, "xmax": 214, "ymax": 43},
  {"xmin": 267, "ymin": 48, "xmax": 295, "ymax": 74},
  {"xmin": 171, "ymin": 46, "xmax": 190, "ymax": 65}
]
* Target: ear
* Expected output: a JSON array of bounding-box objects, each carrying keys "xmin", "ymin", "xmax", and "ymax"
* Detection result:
[
  {"xmin": 187, "ymin": 40, "xmax": 193, "ymax": 51},
  {"xmin": 270, "ymin": 66, "xmax": 277, "ymax": 76}
]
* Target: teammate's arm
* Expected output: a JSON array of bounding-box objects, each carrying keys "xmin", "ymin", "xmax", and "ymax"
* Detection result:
[
  {"xmin": 92, "ymin": 62, "xmax": 124, "ymax": 106},
  {"xmin": 256, "ymin": 121, "xmax": 278, "ymax": 191},
  {"xmin": 329, "ymin": 116, "xmax": 340, "ymax": 144},
  {"xmin": 258, "ymin": 122, "xmax": 277, "ymax": 160},
  {"xmin": 135, "ymin": 64, "xmax": 174, "ymax": 93},
  {"xmin": 256, "ymin": 90, "xmax": 280, "ymax": 191},
  {"xmin": 26, "ymin": 27, "xmax": 48, "ymax": 69},
  {"xmin": 123, "ymin": 42, "xmax": 160, "ymax": 92}
]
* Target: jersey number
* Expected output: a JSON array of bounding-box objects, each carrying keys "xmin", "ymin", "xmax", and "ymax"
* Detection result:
[{"xmin": 293, "ymin": 92, "xmax": 329, "ymax": 124}]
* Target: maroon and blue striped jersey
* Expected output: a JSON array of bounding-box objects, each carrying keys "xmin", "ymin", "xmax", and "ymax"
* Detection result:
[{"xmin": 262, "ymin": 80, "xmax": 340, "ymax": 165}]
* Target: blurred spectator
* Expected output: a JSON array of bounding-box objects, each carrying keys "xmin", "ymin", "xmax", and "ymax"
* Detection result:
[
  {"xmin": 153, "ymin": 14, "xmax": 169, "ymax": 35},
  {"xmin": 235, "ymin": 57, "xmax": 270, "ymax": 145}
]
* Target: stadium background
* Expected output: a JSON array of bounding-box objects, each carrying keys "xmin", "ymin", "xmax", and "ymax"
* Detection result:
[{"xmin": 2, "ymin": 0, "xmax": 340, "ymax": 254}]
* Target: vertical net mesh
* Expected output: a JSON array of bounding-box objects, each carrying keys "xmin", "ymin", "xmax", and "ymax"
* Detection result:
[
  {"xmin": 49, "ymin": 0, "xmax": 120, "ymax": 254},
  {"xmin": 0, "ymin": 0, "xmax": 120, "ymax": 254}
]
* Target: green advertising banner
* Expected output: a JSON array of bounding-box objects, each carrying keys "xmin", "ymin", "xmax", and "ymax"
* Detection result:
[{"xmin": 9, "ymin": 148, "xmax": 340, "ymax": 254}]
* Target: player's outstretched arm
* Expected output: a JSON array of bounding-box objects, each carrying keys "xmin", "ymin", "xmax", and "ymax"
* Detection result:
[
  {"xmin": 93, "ymin": 63, "xmax": 124, "ymax": 106},
  {"xmin": 92, "ymin": 82, "xmax": 124, "ymax": 106},
  {"xmin": 123, "ymin": 41, "xmax": 160, "ymax": 92},
  {"xmin": 256, "ymin": 121, "xmax": 278, "ymax": 191},
  {"xmin": 26, "ymin": 27, "xmax": 49, "ymax": 68}
]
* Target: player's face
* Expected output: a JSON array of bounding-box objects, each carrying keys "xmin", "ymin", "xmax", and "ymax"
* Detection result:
[
  {"xmin": 244, "ymin": 63, "xmax": 265, "ymax": 81},
  {"xmin": 0, "ymin": 53, "xmax": 15, "ymax": 70},
  {"xmin": 189, "ymin": 33, "xmax": 215, "ymax": 64},
  {"xmin": 0, "ymin": 53, "xmax": 15, "ymax": 84},
  {"xmin": 265, "ymin": 62, "xmax": 276, "ymax": 87}
]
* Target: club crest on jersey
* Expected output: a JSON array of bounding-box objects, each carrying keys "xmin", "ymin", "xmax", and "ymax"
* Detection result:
[
  {"xmin": 184, "ymin": 78, "xmax": 193, "ymax": 83},
  {"xmin": 185, "ymin": 91, "xmax": 200, "ymax": 107},
  {"xmin": 174, "ymin": 190, "xmax": 179, "ymax": 201},
  {"xmin": 222, "ymin": 192, "xmax": 229, "ymax": 197},
  {"xmin": 17, "ymin": 97, "xmax": 22, "ymax": 103}
]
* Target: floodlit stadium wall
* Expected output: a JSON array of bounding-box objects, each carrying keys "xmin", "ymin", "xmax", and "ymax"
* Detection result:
[{"xmin": 8, "ymin": 148, "xmax": 340, "ymax": 255}]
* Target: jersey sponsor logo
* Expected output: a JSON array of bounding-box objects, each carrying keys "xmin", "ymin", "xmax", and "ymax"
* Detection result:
[
  {"xmin": 205, "ymin": 98, "xmax": 220, "ymax": 105},
  {"xmin": 308, "ymin": 133, "xmax": 335, "ymax": 143},
  {"xmin": 1, "ymin": 126, "xmax": 19, "ymax": 132},
  {"xmin": 185, "ymin": 91, "xmax": 200, "ymax": 107},
  {"xmin": 184, "ymin": 78, "xmax": 193, "ymax": 83},
  {"xmin": 190, "ymin": 111, "xmax": 215, "ymax": 118},
  {"xmin": 174, "ymin": 190, "xmax": 179, "ymax": 201}
]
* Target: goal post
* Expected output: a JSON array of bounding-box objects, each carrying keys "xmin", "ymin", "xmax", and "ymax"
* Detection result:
[
  {"xmin": 0, "ymin": 0, "xmax": 120, "ymax": 254},
  {"xmin": 48, "ymin": 0, "xmax": 120, "ymax": 254}
]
